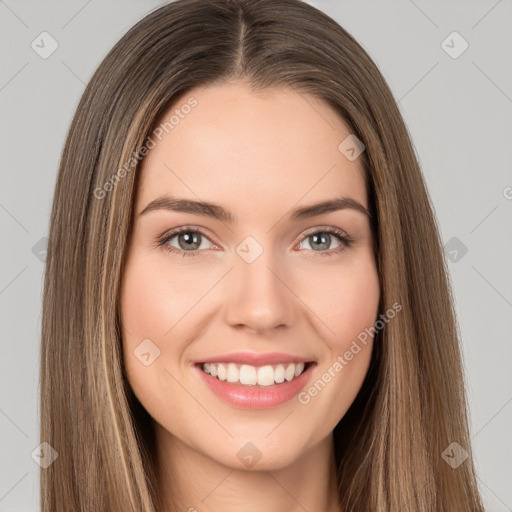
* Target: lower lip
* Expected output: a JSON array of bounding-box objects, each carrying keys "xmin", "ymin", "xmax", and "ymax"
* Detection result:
[{"xmin": 195, "ymin": 363, "xmax": 315, "ymax": 409}]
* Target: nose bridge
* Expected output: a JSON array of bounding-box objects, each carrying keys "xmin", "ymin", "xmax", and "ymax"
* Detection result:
[{"xmin": 223, "ymin": 235, "xmax": 295, "ymax": 332}]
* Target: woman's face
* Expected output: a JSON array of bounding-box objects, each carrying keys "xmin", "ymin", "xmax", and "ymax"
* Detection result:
[{"xmin": 120, "ymin": 80, "xmax": 380, "ymax": 471}]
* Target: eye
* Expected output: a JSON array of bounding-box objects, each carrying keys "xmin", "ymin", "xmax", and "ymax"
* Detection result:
[
  {"xmin": 157, "ymin": 226, "xmax": 353, "ymax": 258},
  {"xmin": 296, "ymin": 227, "xmax": 354, "ymax": 257},
  {"xmin": 157, "ymin": 227, "xmax": 216, "ymax": 258}
]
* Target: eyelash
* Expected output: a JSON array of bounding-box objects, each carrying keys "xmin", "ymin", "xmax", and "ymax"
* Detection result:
[{"xmin": 156, "ymin": 226, "xmax": 354, "ymax": 259}]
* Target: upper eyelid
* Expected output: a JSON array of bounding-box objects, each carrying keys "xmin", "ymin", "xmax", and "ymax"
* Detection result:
[{"xmin": 301, "ymin": 225, "xmax": 349, "ymax": 237}]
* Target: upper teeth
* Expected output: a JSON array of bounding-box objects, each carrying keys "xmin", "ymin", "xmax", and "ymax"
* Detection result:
[{"xmin": 202, "ymin": 362, "xmax": 306, "ymax": 386}]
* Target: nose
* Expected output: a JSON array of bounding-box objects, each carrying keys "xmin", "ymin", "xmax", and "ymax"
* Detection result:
[{"xmin": 223, "ymin": 247, "xmax": 296, "ymax": 334}]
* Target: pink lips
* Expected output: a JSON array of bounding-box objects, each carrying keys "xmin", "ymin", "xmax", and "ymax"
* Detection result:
[{"xmin": 194, "ymin": 352, "xmax": 316, "ymax": 409}]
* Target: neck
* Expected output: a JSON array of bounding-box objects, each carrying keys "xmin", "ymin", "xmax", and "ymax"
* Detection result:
[{"xmin": 153, "ymin": 424, "xmax": 340, "ymax": 512}]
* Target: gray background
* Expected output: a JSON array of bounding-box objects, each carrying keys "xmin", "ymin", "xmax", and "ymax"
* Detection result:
[{"xmin": 1, "ymin": 0, "xmax": 511, "ymax": 510}]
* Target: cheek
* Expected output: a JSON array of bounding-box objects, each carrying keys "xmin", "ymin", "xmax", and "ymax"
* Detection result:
[
  {"xmin": 333, "ymin": 266, "xmax": 380, "ymax": 343},
  {"xmin": 302, "ymin": 253, "xmax": 378, "ymax": 372},
  {"xmin": 119, "ymin": 251, "xmax": 221, "ymax": 395},
  {"xmin": 297, "ymin": 250, "xmax": 380, "ymax": 348},
  {"xmin": 120, "ymin": 253, "xmax": 208, "ymax": 343},
  {"xmin": 119, "ymin": 255, "xmax": 181, "ymax": 389},
  {"xmin": 119, "ymin": 254, "xmax": 196, "ymax": 424},
  {"xmin": 295, "ymin": 255, "xmax": 379, "ymax": 423},
  {"xmin": 120, "ymin": 260, "xmax": 169, "ymax": 341}
]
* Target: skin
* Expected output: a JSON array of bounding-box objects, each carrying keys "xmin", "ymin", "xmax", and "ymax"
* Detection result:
[{"xmin": 120, "ymin": 80, "xmax": 380, "ymax": 512}]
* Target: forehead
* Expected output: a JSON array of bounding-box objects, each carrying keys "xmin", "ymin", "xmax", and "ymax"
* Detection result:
[{"xmin": 135, "ymin": 81, "xmax": 367, "ymax": 216}]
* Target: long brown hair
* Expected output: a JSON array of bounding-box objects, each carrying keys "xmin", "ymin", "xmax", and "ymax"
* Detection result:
[{"xmin": 40, "ymin": 0, "xmax": 484, "ymax": 510}]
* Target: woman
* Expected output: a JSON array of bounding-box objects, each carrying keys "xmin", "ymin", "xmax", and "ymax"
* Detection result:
[{"xmin": 40, "ymin": 0, "xmax": 485, "ymax": 510}]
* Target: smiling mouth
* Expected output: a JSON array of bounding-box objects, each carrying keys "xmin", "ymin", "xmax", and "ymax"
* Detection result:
[{"xmin": 197, "ymin": 361, "xmax": 315, "ymax": 387}]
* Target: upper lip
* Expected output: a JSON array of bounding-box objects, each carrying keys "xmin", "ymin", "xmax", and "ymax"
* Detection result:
[{"xmin": 197, "ymin": 352, "xmax": 315, "ymax": 366}]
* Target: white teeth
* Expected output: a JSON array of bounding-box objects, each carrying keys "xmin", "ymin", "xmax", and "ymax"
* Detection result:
[
  {"xmin": 285, "ymin": 363, "xmax": 295, "ymax": 381},
  {"xmin": 239, "ymin": 364, "xmax": 257, "ymax": 385},
  {"xmin": 274, "ymin": 364, "xmax": 285, "ymax": 383},
  {"xmin": 217, "ymin": 363, "xmax": 227, "ymax": 381},
  {"xmin": 226, "ymin": 363, "xmax": 239, "ymax": 383},
  {"xmin": 257, "ymin": 365, "xmax": 275, "ymax": 386},
  {"xmin": 201, "ymin": 361, "xmax": 308, "ymax": 386}
]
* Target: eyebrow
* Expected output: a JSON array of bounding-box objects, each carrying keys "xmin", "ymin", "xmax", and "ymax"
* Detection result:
[{"xmin": 138, "ymin": 195, "xmax": 371, "ymax": 222}]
